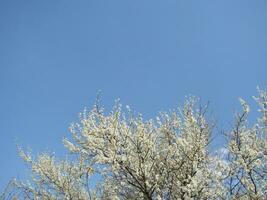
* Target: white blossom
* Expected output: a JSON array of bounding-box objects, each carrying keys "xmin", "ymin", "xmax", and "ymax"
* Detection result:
[{"xmin": 3, "ymin": 89, "xmax": 267, "ymax": 200}]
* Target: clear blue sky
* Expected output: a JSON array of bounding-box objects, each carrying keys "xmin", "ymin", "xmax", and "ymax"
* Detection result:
[{"xmin": 0, "ymin": 0, "xmax": 267, "ymax": 190}]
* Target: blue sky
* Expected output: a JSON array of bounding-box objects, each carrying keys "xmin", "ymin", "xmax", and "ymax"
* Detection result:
[{"xmin": 0, "ymin": 0, "xmax": 267, "ymax": 190}]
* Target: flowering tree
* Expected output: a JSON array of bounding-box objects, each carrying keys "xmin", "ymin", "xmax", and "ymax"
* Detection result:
[
  {"xmin": 1, "ymin": 89, "xmax": 267, "ymax": 200},
  {"xmin": 224, "ymin": 89, "xmax": 267, "ymax": 199}
]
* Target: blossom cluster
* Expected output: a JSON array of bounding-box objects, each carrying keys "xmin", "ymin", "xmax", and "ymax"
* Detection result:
[{"xmin": 3, "ymin": 89, "xmax": 267, "ymax": 200}]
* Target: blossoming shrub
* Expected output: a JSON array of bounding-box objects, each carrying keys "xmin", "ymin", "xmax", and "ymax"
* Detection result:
[{"xmin": 2, "ymin": 89, "xmax": 267, "ymax": 200}]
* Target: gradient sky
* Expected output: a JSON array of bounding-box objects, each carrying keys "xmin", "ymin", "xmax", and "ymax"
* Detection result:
[{"xmin": 0, "ymin": 0, "xmax": 267, "ymax": 190}]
